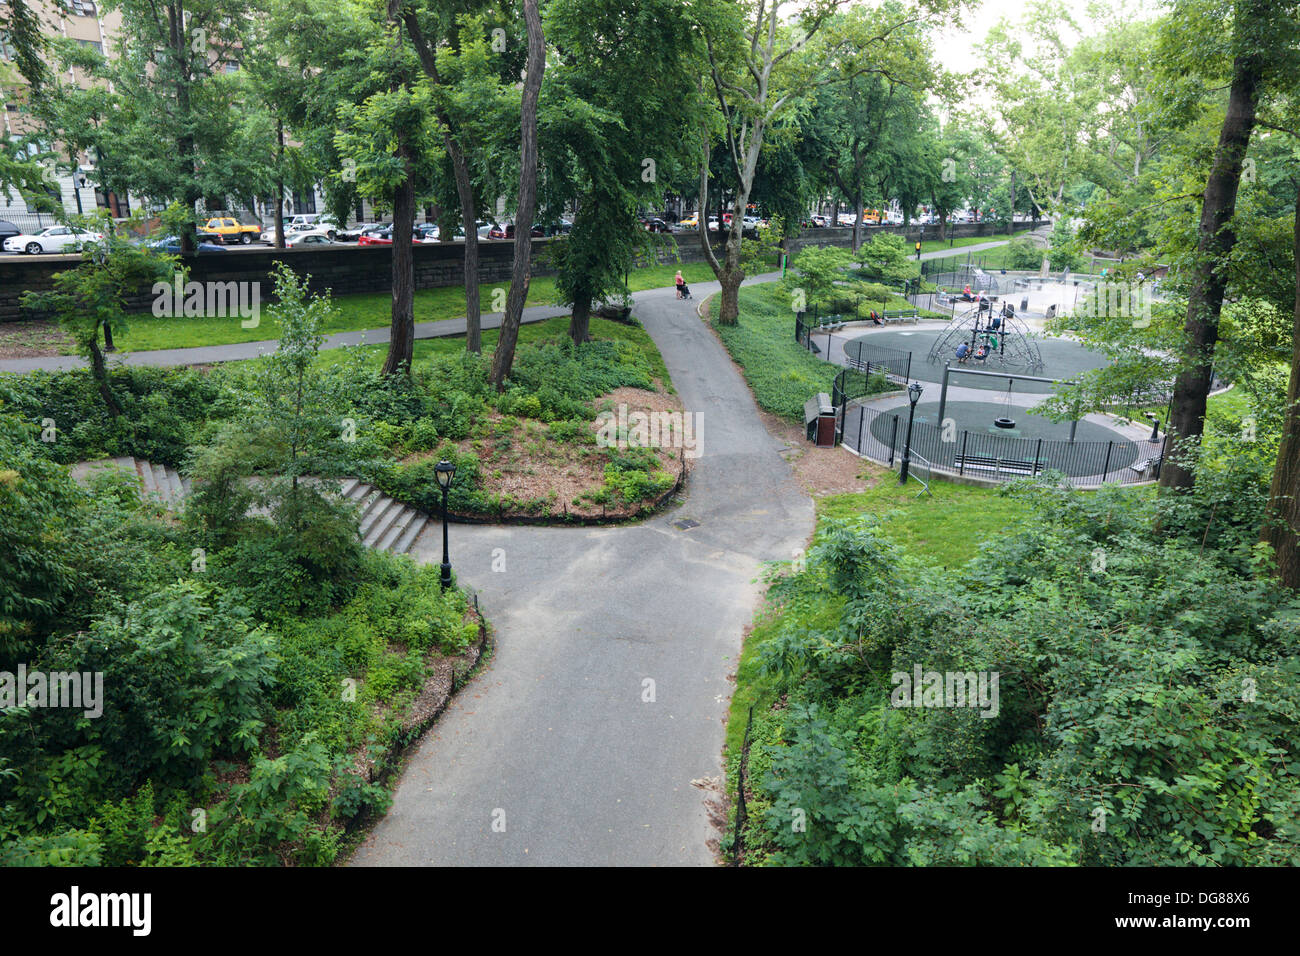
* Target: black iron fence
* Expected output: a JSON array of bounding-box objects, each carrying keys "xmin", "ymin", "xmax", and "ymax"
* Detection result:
[
  {"xmin": 839, "ymin": 400, "xmax": 1166, "ymax": 487},
  {"xmin": 841, "ymin": 340, "xmax": 912, "ymax": 383}
]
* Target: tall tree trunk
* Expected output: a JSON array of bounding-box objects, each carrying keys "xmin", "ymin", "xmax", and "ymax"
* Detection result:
[
  {"xmin": 1159, "ymin": 48, "xmax": 1262, "ymax": 492},
  {"xmin": 401, "ymin": 9, "xmax": 483, "ymax": 353},
  {"xmin": 89, "ymin": 325, "xmax": 120, "ymax": 417},
  {"xmin": 489, "ymin": 0, "xmax": 544, "ymax": 389},
  {"xmin": 569, "ymin": 296, "xmax": 591, "ymax": 345},
  {"xmin": 382, "ymin": 154, "xmax": 416, "ymax": 376},
  {"xmin": 1261, "ymin": 182, "xmax": 1300, "ymax": 588},
  {"xmin": 453, "ymin": 150, "xmax": 482, "ymax": 353},
  {"xmin": 274, "ymin": 119, "xmax": 286, "ymax": 249}
]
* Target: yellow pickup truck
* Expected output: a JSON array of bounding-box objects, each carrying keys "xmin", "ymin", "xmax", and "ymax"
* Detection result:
[{"xmin": 201, "ymin": 217, "xmax": 262, "ymax": 245}]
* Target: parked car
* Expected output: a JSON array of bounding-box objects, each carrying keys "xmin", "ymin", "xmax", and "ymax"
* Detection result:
[
  {"xmin": 537, "ymin": 219, "xmax": 572, "ymax": 236},
  {"xmin": 357, "ymin": 226, "xmax": 424, "ymax": 245},
  {"xmin": 504, "ymin": 222, "xmax": 544, "ymax": 238},
  {"xmin": 488, "ymin": 222, "xmax": 508, "ymax": 239},
  {"xmin": 259, "ymin": 222, "xmax": 317, "ymax": 243},
  {"xmin": 283, "ymin": 229, "xmax": 335, "ymax": 247},
  {"xmin": 281, "ymin": 213, "xmax": 341, "ymax": 239},
  {"xmin": 3, "ymin": 225, "xmax": 105, "ymax": 255},
  {"xmin": 202, "ymin": 217, "xmax": 261, "ymax": 244},
  {"xmin": 0, "ymin": 220, "xmax": 21, "ymax": 243},
  {"xmin": 145, "ymin": 235, "xmax": 227, "ymax": 254},
  {"xmin": 335, "ymin": 221, "xmax": 386, "ymax": 242}
]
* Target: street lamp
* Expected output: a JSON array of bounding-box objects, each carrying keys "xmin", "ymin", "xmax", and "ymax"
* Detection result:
[
  {"xmin": 435, "ymin": 458, "xmax": 456, "ymax": 590},
  {"xmin": 899, "ymin": 382, "xmax": 924, "ymax": 485}
]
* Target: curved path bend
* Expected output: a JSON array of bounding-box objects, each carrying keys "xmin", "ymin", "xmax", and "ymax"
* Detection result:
[{"xmin": 350, "ymin": 278, "xmax": 814, "ymax": 866}]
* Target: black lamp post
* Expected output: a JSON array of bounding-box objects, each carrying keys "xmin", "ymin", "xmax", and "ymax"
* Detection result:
[
  {"xmin": 435, "ymin": 458, "xmax": 456, "ymax": 590},
  {"xmin": 899, "ymin": 382, "xmax": 924, "ymax": 485}
]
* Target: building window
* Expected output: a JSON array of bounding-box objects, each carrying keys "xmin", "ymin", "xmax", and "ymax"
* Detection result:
[
  {"xmin": 76, "ymin": 39, "xmax": 103, "ymax": 54},
  {"xmin": 1, "ymin": 33, "xmax": 17, "ymax": 61},
  {"xmin": 66, "ymin": 1, "xmax": 98, "ymax": 17},
  {"xmin": 95, "ymin": 188, "xmax": 129, "ymax": 218},
  {"xmin": 291, "ymin": 190, "xmax": 316, "ymax": 215}
]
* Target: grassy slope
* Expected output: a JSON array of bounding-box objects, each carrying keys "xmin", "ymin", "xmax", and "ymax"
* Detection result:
[
  {"xmin": 724, "ymin": 479, "xmax": 1030, "ymax": 757},
  {"xmin": 271, "ymin": 314, "xmax": 673, "ymax": 390},
  {"xmin": 106, "ymin": 260, "xmax": 724, "ymax": 353},
  {"xmin": 710, "ymin": 282, "xmax": 916, "ymax": 422}
]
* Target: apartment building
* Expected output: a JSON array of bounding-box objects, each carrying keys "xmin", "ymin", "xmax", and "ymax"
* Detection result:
[{"xmin": 1, "ymin": 0, "xmax": 330, "ymax": 232}]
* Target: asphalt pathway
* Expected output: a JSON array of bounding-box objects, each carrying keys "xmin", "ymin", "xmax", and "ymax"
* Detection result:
[
  {"xmin": 5, "ymin": 236, "xmax": 1019, "ymax": 864},
  {"xmin": 348, "ymin": 277, "xmax": 814, "ymax": 866}
]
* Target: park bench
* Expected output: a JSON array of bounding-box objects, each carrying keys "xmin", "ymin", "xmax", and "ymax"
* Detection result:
[
  {"xmin": 1129, "ymin": 456, "xmax": 1163, "ymax": 477},
  {"xmin": 881, "ymin": 308, "xmax": 919, "ymax": 324},
  {"xmin": 953, "ymin": 454, "xmax": 1044, "ymax": 476}
]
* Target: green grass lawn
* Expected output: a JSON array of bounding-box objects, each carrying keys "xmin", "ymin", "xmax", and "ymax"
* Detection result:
[
  {"xmin": 724, "ymin": 475, "xmax": 1026, "ymax": 759},
  {"xmin": 710, "ymin": 281, "xmax": 912, "ymax": 421},
  {"xmin": 721, "ymin": 470, "xmax": 1152, "ymax": 759},
  {"xmin": 103, "ymin": 260, "xmax": 725, "ymax": 354},
  {"xmin": 918, "ymin": 230, "xmax": 1019, "ymax": 256},
  {"xmin": 266, "ymin": 313, "xmax": 675, "ymax": 390}
]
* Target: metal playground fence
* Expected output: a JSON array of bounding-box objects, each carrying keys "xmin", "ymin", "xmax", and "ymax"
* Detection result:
[{"xmin": 839, "ymin": 399, "xmax": 1167, "ymax": 487}]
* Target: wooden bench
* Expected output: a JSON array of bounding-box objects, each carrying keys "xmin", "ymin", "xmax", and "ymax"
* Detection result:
[{"xmin": 954, "ymin": 454, "xmax": 1044, "ymax": 476}]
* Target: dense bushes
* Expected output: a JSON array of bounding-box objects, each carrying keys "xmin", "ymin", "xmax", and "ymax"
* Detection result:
[
  {"xmin": 734, "ymin": 461, "xmax": 1300, "ymax": 866},
  {"xmin": 1004, "ymin": 236, "xmax": 1044, "ymax": 269},
  {"xmin": 0, "ymin": 403, "xmax": 480, "ymax": 866}
]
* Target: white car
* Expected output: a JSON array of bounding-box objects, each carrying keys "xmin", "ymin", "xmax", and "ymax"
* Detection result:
[
  {"xmin": 283, "ymin": 213, "xmax": 341, "ymax": 238},
  {"xmin": 283, "ymin": 229, "xmax": 334, "ymax": 247},
  {"xmin": 3, "ymin": 225, "xmax": 104, "ymax": 255},
  {"xmin": 260, "ymin": 222, "xmax": 320, "ymax": 243}
]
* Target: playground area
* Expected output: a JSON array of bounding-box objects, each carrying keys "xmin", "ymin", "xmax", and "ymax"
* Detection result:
[{"xmin": 817, "ymin": 300, "xmax": 1165, "ymax": 486}]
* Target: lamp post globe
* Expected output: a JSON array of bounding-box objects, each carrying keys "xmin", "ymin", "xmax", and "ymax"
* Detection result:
[
  {"xmin": 435, "ymin": 459, "xmax": 456, "ymax": 590},
  {"xmin": 899, "ymin": 383, "xmax": 924, "ymax": 485}
]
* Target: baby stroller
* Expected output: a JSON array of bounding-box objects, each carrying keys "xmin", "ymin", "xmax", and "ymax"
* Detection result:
[{"xmin": 677, "ymin": 281, "xmax": 692, "ymax": 300}]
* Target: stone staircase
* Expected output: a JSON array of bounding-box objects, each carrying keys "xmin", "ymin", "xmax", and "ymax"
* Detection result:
[{"xmin": 69, "ymin": 458, "xmax": 430, "ymax": 556}]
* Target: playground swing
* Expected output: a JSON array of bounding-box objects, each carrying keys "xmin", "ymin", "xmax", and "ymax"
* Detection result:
[{"xmin": 994, "ymin": 377, "xmax": 1016, "ymax": 429}]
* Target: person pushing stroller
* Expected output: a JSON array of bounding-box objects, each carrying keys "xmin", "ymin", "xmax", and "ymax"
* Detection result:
[{"xmin": 675, "ymin": 270, "xmax": 692, "ymax": 299}]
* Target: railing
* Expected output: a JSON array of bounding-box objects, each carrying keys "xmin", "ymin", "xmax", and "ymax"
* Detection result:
[
  {"xmin": 905, "ymin": 450, "xmax": 933, "ymax": 497},
  {"xmin": 839, "ymin": 400, "xmax": 1166, "ymax": 488}
]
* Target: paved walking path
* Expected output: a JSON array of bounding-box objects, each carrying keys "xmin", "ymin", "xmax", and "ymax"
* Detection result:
[
  {"xmin": 0, "ymin": 305, "xmax": 573, "ymax": 373},
  {"xmin": 12, "ymin": 237, "xmax": 1017, "ymax": 865},
  {"xmin": 349, "ymin": 278, "xmax": 814, "ymax": 866}
]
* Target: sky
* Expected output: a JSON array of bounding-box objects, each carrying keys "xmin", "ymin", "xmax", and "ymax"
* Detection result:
[{"xmin": 933, "ymin": 0, "xmax": 1103, "ymax": 75}]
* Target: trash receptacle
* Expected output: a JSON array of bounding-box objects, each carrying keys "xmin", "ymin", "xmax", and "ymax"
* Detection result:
[{"xmin": 804, "ymin": 392, "xmax": 836, "ymax": 447}]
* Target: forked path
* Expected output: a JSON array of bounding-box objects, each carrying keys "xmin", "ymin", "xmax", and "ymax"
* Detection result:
[{"xmin": 350, "ymin": 278, "xmax": 814, "ymax": 866}]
